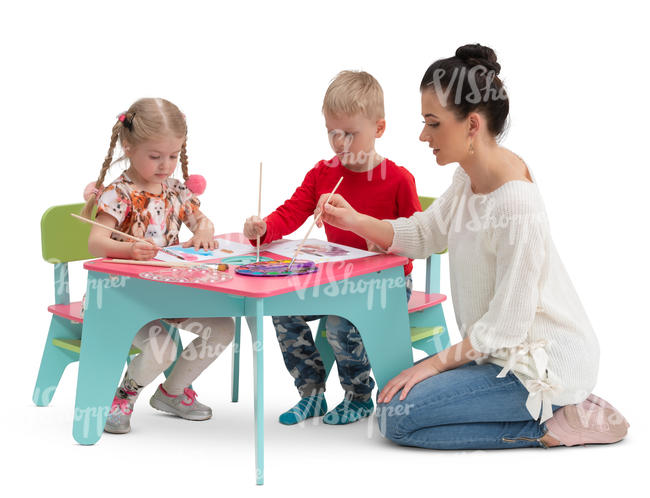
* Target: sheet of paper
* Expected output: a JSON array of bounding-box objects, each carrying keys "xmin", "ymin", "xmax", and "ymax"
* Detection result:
[
  {"xmin": 155, "ymin": 238, "xmax": 256, "ymax": 262},
  {"xmin": 263, "ymin": 238, "xmax": 378, "ymax": 263}
]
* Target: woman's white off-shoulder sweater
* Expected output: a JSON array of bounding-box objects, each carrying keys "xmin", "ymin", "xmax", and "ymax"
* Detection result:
[{"xmin": 386, "ymin": 166, "xmax": 599, "ymax": 423}]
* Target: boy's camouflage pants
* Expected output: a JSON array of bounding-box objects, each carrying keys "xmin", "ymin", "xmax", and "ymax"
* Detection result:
[{"xmin": 272, "ymin": 275, "xmax": 413, "ymax": 401}]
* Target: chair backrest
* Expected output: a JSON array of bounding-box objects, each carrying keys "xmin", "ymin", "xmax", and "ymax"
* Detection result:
[
  {"xmin": 418, "ymin": 195, "xmax": 436, "ymax": 211},
  {"xmin": 41, "ymin": 203, "xmax": 96, "ymax": 264},
  {"xmin": 417, "ymin": 196, "xmax": 445, "ymax": 294},
  {"xmin": 41, "ymin": 203, "xmax": 96, "ymax": 305}
]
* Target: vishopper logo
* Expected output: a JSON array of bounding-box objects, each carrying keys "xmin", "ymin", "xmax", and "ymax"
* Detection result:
[
  {"xmin": 285, "ymin": 397, "xmax": 415, "ymax": 440},
  {"xmin": 33, "ymin": 385, "xmax": 58, "ymax": 406},
  {"xmin": 74, "ymin": 405, "xmax": 112, "ymax": 440},
  {"xmin": 47, "ymin": 258, "xmax": 71, "ymax": 297},
  {"xmin": 374, "ymin": 402, "xmax": 415, "ymax": 438},
  {"xmin": 326, "ymin": 129, "xmax": 390, "ymax": 181},
  {"xmin": 426, "ymin": 65, "xmax": 508, "ymax": 107},
  {"xmin": 571, "ymin": 394, "xmax": 628, "ymax": 428},
  {"xmin": 283, "ymin": 261, "xmax": 407, "ymax": 310},
  {"xmin": 283, "ymin": 261, "xmax": 354, "ymax": 300},
  {"xmin": 87, "ymin": 274, "xmax": 130, "ymax": 310},
  {"xmin": 144, "ymin": 319, "xmax": 237, "ymax": 366},
  {"xmin": 427, "ymin": 192, "xmax": 549, "ymax": 247}
]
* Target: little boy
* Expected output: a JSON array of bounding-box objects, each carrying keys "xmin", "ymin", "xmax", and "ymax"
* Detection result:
[{"xmin": 243, "ymin": 70, "xmax": 421, "ymax": 425}]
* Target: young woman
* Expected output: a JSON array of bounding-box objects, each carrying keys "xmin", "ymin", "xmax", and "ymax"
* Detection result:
[{"xmin": 314, "ymin": 44, "xmax": 629, "ymax": 450}]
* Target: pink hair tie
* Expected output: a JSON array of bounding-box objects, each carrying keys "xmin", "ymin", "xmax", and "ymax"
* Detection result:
[
  {"xmin": 117, "ymin": 112, "xmax": 135, "ymax": 130},
  {"xmin": 83, "ymin": 181, "xmax": 104, "ymax": 202},
  {"xmin": 185, "ymin": 175, "xmax": 206, "ymax": 195}
]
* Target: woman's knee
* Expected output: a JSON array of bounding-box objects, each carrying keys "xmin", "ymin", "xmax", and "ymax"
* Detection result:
[{"xmin": 377, "ymin": 397, "xmax": 412, "ymax": 442}]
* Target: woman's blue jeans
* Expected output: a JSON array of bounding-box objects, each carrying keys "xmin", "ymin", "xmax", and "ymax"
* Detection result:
[{"xmin": 377, "ymin": 361, "xmax": 562, "ymax": 450}]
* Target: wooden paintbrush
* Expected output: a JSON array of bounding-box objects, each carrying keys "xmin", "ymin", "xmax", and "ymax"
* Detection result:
[
  {"xmin": 70, "ymin": 213, "xmax": 186, "ymax": 261},
  {"xmin": 257, "ymin": 161, "xmax": 262, "ymax": 262},
  {"xmin": 105, "ymin": 259, "xmax": 228, "ymax": 271},
  {"xmin": 288, "ymin": 176, "xmax": 343, "ymax": 270}
]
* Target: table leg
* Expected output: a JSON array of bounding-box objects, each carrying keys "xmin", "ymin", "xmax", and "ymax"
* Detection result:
[
  {"xmin": 73, "ymin": 272, "xmax": 161, "ymax": 444},
  {"xmin": 334, "ymin": 266, "xmax": 413, "ymax": 391},
  {"xmin": 72, "ymin": 272, "xmax": 247, "ymax": 446},
  {"xmin": 73, "ymin": 317, "xmax": 140, "ymax": 444},
  {"xmin": 232, "ymin": 317, "xmax": 241, "ymax": 402},
  {"xmin": 263, "ymin": 266, "xmax": 414, "ymax": 392},
  {"xmin": 245, "ymin": 300, "xmax": 264, "ymax": 485}
]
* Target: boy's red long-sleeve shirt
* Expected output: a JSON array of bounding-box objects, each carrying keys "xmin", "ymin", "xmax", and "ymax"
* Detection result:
[{"xmin": 256, "ymin": 156, "xmax": 421, "ymax": 276}]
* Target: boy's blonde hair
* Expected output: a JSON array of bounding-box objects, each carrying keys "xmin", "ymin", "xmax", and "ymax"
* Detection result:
[
  {"xmin": 82, "ymin": 98, "xmax": 189, "ymax": 218},
  {"xmin": 322, "ymin": 70, "xmax": 385, "ymax": 120}
]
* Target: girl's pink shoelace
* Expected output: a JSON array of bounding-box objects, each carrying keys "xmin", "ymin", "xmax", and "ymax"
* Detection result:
[
  {"xmin": 110, "ymin": 397, "xmax": 133, "ymax": 415},
  {"xmin": 181, "ymin": 388, "xmax": 198, "ymax": 406}
]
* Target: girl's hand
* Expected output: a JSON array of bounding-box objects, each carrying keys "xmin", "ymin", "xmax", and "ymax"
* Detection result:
[
  {"xmin": 314, "ymin": 193, "xmax": 360, "ymax": 230},
  {"xmin": 244, "ymin": 216, "xmax": 267, "ymax": 239},
  {"xmin": 377, "ymin": 358, "xmax": 441, "ymax": 404},
  {"xmin": 182, "ymin": 232, "xmax": 218, "ymax": 251},
  {"xmin": 182, "ymin": 214, "xmax": 217, "ymax": 251},
  {"xmin": 129, "ymin": 239, "xmax": 159, "ymax": 260}
]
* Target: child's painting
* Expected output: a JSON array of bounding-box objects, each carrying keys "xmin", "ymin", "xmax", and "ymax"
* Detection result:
[
  {"xmin": 263, "ymin": 239, "xmax": 377, "ymax": 264},
  {"xmin": 155, "ymin": 238, "xmax": 255, "ymax": 263}
]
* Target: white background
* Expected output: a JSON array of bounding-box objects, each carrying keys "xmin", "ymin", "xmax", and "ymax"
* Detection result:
[{"xmin": 2, "ymin": 0, "xmax": 648, "ymax": 495}]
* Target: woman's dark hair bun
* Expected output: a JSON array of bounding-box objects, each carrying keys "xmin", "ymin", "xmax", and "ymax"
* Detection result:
[
  {"xmin": 420, "ymin": 43, "xmax": 509, "ymax": 139},
  {"xmin": 455, "ymin": 43, "xmax": 501, "ymax": 75}
]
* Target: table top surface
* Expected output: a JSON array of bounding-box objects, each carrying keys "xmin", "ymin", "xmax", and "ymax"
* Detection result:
[{"xmin": 83, "ymin": 233, "xmax": 409, "ymax": 298}]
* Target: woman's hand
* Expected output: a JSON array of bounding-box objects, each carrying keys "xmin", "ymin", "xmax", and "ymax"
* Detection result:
[
  {"xmin": 129, "ymin": 238, "xmax": 159, "ymax": 260},
  {"xmin": 244, "ymin": 216, "xmax": 267, "ymax": 239},
  {"xmin": 377, "ymin": 357, "xmax": 441, "ymax": 404},
  {"xmin": 315, "ymin": 193, "xmax": 360, "ymax": 230},
  {"xmin": 365, "ymin": 238, "xmax": 387, "ymax": 253}
]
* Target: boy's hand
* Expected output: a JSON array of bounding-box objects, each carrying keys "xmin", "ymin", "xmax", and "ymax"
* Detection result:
[
  {"xmin": 129, "ymin": 238, "xmax": 158, "ymax": 260},
  {"xmin": 315, "ymin": 193, "xmax": 360, "ymax": 230},
  {"xmin": 244, "ymin": 216, "xmax": 267, "ymax": 239}
]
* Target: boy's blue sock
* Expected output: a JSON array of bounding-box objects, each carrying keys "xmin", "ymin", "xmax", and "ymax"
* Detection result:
[
  {"xmin": 278, "ymin": 394, "xmax": 327, "ymax": 425},
  {"xmin": 322, "ymin": 397, "xmax": 374, "ymax": 425}
]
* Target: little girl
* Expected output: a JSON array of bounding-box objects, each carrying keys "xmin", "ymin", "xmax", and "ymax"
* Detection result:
[{"xmin": 81, "ymin": 98, "xmax": 235, "ymax": 434}]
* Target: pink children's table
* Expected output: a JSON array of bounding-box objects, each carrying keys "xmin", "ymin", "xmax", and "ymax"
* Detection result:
[{"xmin": 75, "ymin": 233, "xmax": 413, "ymax": 485}]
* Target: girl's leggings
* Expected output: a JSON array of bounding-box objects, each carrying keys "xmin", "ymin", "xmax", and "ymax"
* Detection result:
[{"xmin": 127, "ymin": 317, "xmax": 235, "ymax": 395}]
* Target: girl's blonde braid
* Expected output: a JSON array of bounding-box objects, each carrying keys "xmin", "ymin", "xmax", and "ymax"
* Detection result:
[
  {"xmin": 81, "ymin": 120, "xmax": 122, "ymax": 218},
  {"xmin": 180, "ymin": 138, "xmax": 189, "ymax": 181}
]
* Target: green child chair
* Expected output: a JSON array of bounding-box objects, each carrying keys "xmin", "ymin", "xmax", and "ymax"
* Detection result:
[
  {"xmin": 33, "ymin": 203, "xmax": 186, "ymax": 407},
  {"xmin": 229, "ymin": 195, "xmax": 450, "ymax": 401}
]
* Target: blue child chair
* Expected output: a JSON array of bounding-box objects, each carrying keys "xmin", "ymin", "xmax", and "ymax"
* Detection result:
[{"xmin": 33, "ymin": 203, "xmax": 186, "ymax": 407}]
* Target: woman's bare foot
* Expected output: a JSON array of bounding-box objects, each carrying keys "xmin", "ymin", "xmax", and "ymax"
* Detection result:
[{"xmin": 540, "ymin": 432, "xmax": 563, "ymax": 447}]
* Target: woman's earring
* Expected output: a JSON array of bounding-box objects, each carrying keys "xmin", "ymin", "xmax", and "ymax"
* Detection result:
[{"xmin": 469, "ymin": 142, "xmax": 475, "ymax": 155}]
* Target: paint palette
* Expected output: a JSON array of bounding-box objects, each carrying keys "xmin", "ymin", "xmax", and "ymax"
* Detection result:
[
  {"xmin": 139, "ymin": 267, "xmax": 232, "ymax": 284},
  {"xmin": 234, "ymin": 259, "xmax": 318, "ymax": 277}
]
